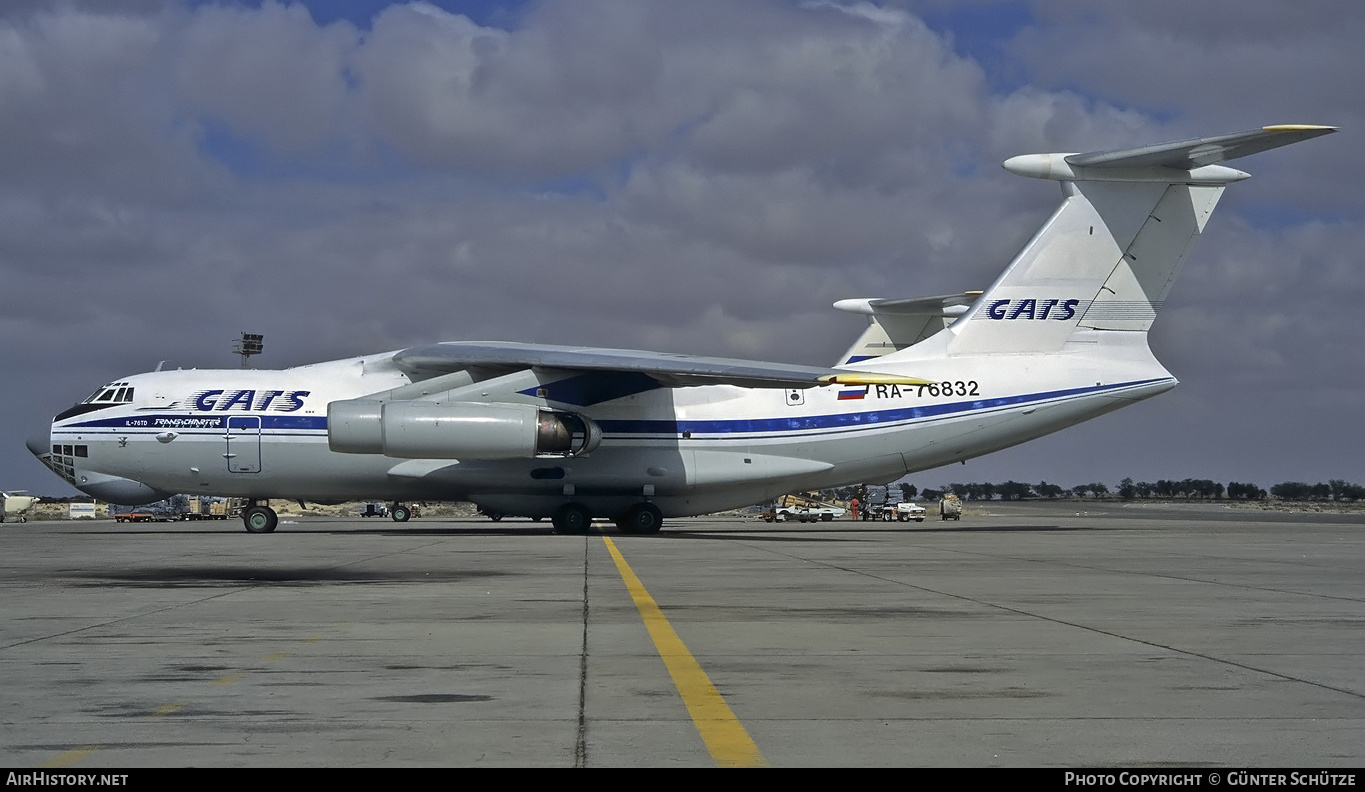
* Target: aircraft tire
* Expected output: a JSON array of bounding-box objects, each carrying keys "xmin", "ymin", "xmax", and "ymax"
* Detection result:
[
  {"xmin": 619, "ymin": 503, "xmax": 663, "ymax": 535},
  {"xmin": 488, "ymin": 513, "xmax": 503, "ymax": 522},
  {"xmin": 552, "ymin": 503, "xmax": 591, "ymax": 535},
  {"xmin": 243, "ymin": 506, "xmax": 278, "ymax": 534},
  {"xmin": 391, "ymin": 504, "xmax": 411, "ymax": 522}
]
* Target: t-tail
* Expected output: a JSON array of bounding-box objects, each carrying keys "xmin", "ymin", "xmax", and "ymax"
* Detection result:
[{"xmin": 836, "ymin": 125, "xmax": 1335, "ymax": 363}]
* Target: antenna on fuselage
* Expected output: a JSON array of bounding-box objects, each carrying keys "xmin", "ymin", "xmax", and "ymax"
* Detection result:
[{"xmin": 233, "ymin": 332, "xmax": 263, "ymax": 369}]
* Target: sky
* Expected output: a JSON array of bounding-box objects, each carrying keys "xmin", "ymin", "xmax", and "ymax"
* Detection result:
[{"xmin": 3, "ymin": 0, "xmax": 1362, "ymax": 497}]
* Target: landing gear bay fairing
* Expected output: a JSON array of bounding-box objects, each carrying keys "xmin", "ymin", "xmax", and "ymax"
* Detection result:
[{"xmin": 29, "ymin": 126, "xmax": 1334, "ymax": 534}]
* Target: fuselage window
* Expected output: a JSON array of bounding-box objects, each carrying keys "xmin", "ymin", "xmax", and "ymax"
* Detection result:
[
  {"xmin": 95, "ymin": 390, "xmax": 114, "ymax": 402},
  {"xmin": 123, "ymin": 388, "xmax": 134, "ymax": 403}
]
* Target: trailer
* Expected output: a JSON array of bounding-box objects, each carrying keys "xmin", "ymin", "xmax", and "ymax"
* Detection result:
[{"xmin": 181, "ymin": 497, "xmax": 235, "ymax": 520}]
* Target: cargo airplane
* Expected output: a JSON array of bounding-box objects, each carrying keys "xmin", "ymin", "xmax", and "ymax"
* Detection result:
[{"xmin": 28, "ymin": 125, "xmax": 1334, "ymax": 534}]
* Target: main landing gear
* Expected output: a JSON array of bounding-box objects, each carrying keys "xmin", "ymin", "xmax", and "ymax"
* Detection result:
[
  {"xmin": 549, "ymin": 502, "xmax": 664, "ymax": 535},
  {"xmin": 390, "ymin": 502, "xmax": 412, "ymax": 522},
  {"xmin": 617, "ymin": 503, "xmax": 663, "ymax": 535},
  {"xmin": 242, "ymin": 501, "xmax": 278, "ymax": 534}
]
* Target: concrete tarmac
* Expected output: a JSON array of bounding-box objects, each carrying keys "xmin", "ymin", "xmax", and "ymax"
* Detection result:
[{"xmin": 2, "ymin": 502, "xmax": 1362, "ymax": 767}]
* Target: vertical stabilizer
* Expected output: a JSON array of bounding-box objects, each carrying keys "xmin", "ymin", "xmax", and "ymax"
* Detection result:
[{"xmin": 936, "ymin": 125, "xmax": 1335, "ymax": 356}]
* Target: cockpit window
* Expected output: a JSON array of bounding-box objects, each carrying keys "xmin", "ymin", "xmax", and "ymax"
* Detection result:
[{"xmin": 84, "ymin": 382, "xmax": 134, "ymax": 404}]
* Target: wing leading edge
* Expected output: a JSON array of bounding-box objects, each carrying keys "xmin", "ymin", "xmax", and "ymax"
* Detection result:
[{"xmin": 392, "ymin": 341, "xmax": 931, "ymax": 390}]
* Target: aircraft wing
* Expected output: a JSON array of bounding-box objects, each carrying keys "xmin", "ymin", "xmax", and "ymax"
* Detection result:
[{"xmin": 392, "ymin": 341, "xmax": 930, "ymax": 389}]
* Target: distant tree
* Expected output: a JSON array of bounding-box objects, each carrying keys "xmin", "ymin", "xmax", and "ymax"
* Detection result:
[
  {"xmin": 921, "ymin": 488, "xmax": 942, "ymax": 501},
  {"xmin": 1118, "ymin": 478, "xmax": 1137, "ymax": 500},
  {"xmin": 902, "ymin": 484, "xmax": 918, "ymax": 500},
  {"xmin": 997, "ymin": 481, "xmax": 1034, "ymax": 500},
  {"xmin": 1228, "ymin": 481, "xmax": 1267, "ymax": 500},
  {"xmin": 1329, "ymin": 479, "xmax": 1365, "ymax": 501},
  {"xmin": 1270, "ymin": 482, "xmax": 1313, "ymax": 501},
  {"xmin": 1035, "ymin": 481, "xmax": 1064, "ymax": 499}
]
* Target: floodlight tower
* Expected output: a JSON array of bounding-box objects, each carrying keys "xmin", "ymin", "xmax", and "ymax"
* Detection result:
[{"xmin": 234, "ymin": 332, "xmax": 263, "ymax": 369}]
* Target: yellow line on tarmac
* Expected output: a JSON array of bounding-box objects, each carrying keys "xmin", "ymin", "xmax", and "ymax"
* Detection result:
[
  {"xmin": 602, "ymin": 537, "xmax": 767, "ymax": 768},
  {"xmin": 39, "ymin": 747, "xmax": 96, "ymax": 768},
  {"xmin": 149, "ymin": 701, "xmax": 185, "ymax": 716}
]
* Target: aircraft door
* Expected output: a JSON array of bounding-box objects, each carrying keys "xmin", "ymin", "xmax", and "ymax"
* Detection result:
[{"xmin": 226, "ymin": 416, "xmax": 262, "ymax": 473}]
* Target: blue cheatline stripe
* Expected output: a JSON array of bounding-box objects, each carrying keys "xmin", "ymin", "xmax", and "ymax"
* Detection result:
[
  {"xmin": 597, "ymin": 378, "xmax": 1171, "ymax": 435},
  {"xmin": 59, "ymin": 378, "xmax": 1171, "ymax": 439},
  {"xmin": 66, "ymin": 415, "xmax": 328, "ymax": 430}
]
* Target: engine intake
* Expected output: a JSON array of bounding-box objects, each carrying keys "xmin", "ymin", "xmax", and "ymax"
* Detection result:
[{"xmin": 328, "ymin": 400, "xmax": 601, "ymax": 459}]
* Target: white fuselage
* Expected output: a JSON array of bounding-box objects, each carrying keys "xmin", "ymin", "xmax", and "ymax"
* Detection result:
[{"xmin": 39, "ymin": 331, "xmax": 1175, "ymax": 518}]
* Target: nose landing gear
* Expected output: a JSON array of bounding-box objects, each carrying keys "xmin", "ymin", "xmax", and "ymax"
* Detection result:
[{"xmin": 242, "ymin": 501, "xmax": 278, "ymax": 533}]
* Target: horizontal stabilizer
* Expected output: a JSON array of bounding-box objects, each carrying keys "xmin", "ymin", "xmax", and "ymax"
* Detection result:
[
  {"xmin": 834, "ymin": 292, "xmax": 981, "ymax": 317},
  {"xmin": 1004, "ymin": 125, "xmax": 1335, "ymax": 183},
  {"xmin": 832, "ymin": 292, "xmax": 983, "ymax": 364},
  {"xmin": 1066, "ymin": 125, "xmax": 1336, "ymax": 169}
]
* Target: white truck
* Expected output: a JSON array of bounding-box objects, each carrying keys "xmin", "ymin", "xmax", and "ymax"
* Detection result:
[
  {"xmin": 777, "ymin": 505, "xmax": 846, "ymax": 522},
  {"xmin": 896, "ymin": 502, "xmax": 926, "ymax": 522}
]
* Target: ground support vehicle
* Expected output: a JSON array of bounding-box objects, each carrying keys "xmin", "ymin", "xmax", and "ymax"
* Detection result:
[{"xmin": 181, "ymin": 497, "xmax": 233, "ymax": 520}]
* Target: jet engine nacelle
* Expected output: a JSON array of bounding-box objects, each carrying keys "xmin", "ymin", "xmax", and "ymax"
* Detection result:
[{"xmin": 328, "ymin": 399, "xmax": 601, "ymax": 459}]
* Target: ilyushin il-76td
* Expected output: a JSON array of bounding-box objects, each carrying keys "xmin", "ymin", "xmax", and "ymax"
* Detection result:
[{"xmin": 29, "ymin": 125, "xmax": 1335, "ymax": 534}]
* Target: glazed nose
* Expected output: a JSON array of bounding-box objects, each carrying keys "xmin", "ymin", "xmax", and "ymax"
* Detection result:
[{"xmin": 26, "ymin": 429, "xmax": 51, "ymax": 458}]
